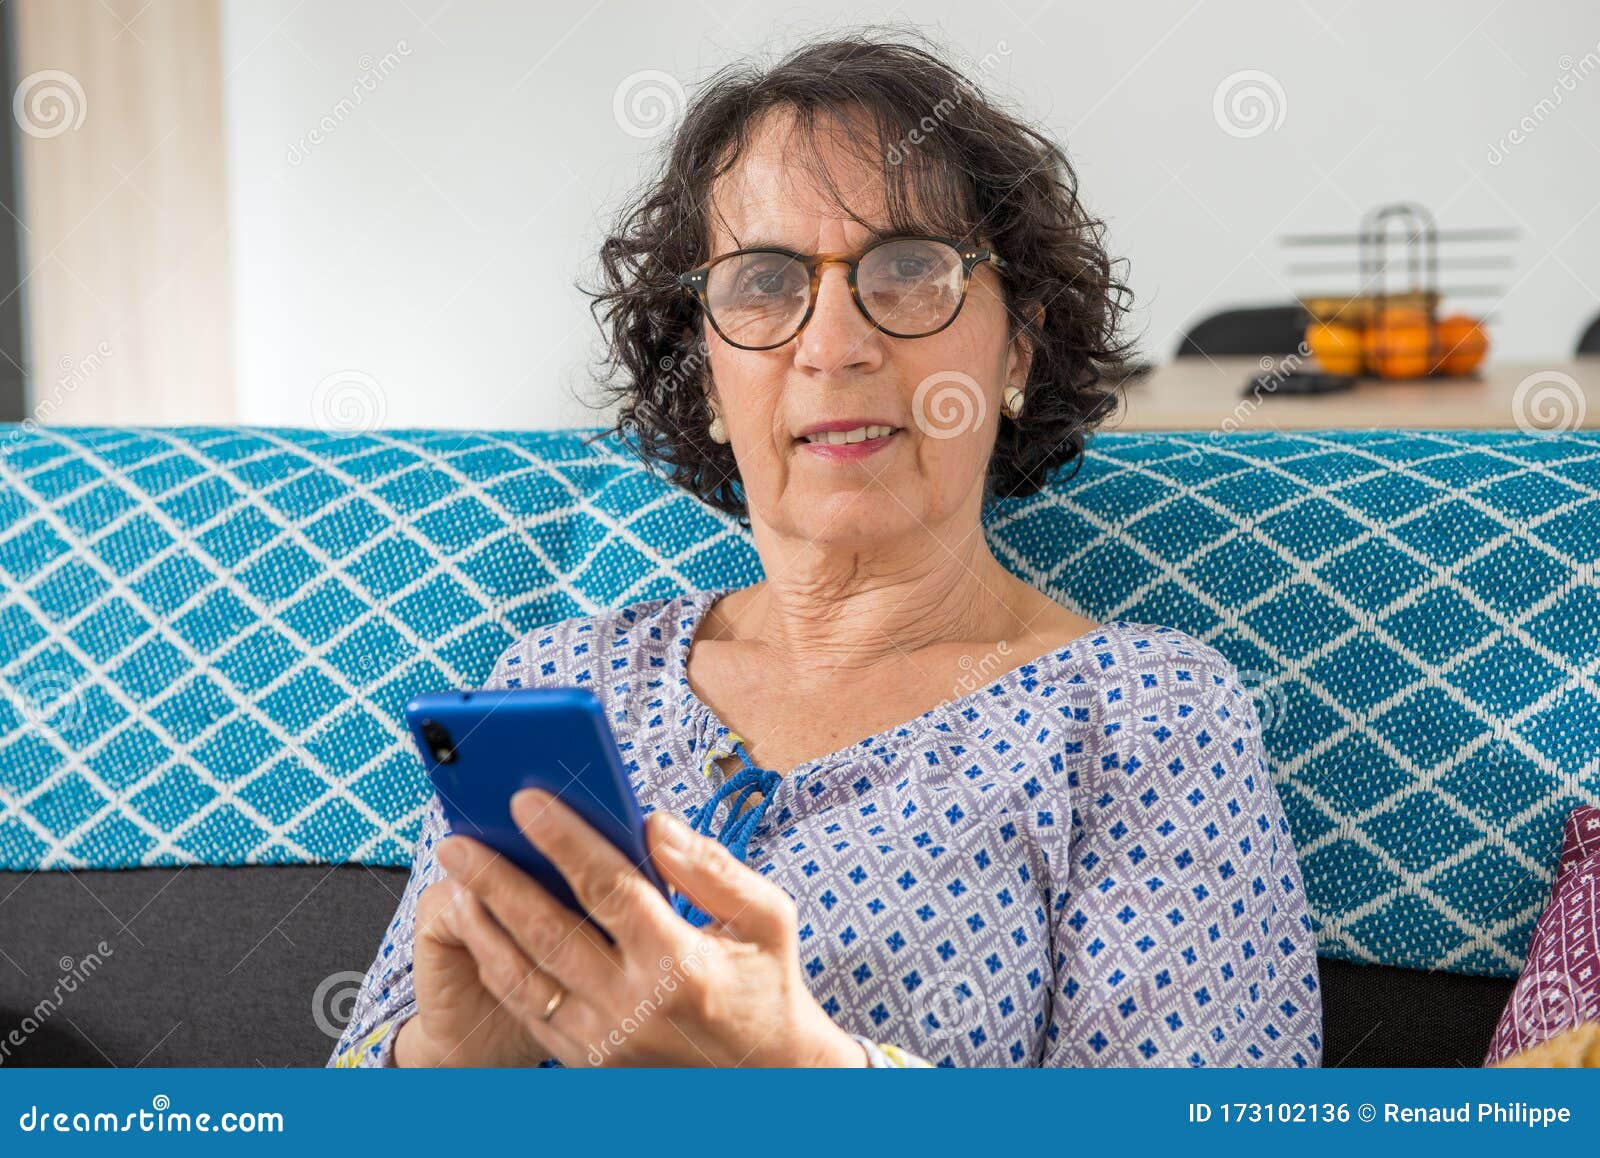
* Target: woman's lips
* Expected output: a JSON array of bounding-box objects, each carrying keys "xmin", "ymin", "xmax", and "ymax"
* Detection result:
[{"xmin": 797, "ymin": 429, "xmax": 900, "ymax": 460}]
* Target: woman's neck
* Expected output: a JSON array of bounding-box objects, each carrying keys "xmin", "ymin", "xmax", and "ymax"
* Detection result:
[{"xmin": 706, "ymin": 532, "xmax": 1029, "ymax": 670}]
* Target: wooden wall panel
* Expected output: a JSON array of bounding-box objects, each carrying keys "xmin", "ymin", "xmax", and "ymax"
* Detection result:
[{"xmin": 12, "ymin": 0, "xmax": 233, "ymax": 424}]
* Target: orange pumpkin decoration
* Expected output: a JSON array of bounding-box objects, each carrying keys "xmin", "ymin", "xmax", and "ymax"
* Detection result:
[
  {"xmin": 1433, "ymin": 314, "xmax": 1488, "ymax": 376},
  {"xmin": 1363, "ymin": 308, "xmax": 1433, "ymax": 379},
  {"xmin": 1306, "ymin": 321, "xmax": 1364, "ymax": 375}
]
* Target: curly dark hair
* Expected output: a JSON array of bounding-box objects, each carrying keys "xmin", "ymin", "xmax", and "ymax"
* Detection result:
[{"xmin": 586, "ymin": 31, "xmax": 1134, "ymax": 522}]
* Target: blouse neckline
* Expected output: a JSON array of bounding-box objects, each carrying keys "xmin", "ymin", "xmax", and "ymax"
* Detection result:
[{"xmin": 669, "ymin": 584, "xmax": 1116, "ymax": 778}]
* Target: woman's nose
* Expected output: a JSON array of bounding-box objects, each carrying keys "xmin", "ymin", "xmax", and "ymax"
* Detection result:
[{"xmin": 793, "ymin": 263, "xmax": 884, "ymax": 375}]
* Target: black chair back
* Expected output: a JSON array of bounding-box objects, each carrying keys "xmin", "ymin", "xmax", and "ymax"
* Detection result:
[
  {"xmin": 1176, "ymin": 304, "xmax": 1308, "ymax": 359},
  {"xmin": 1578, "ymin": 312, "xmax": 1600, "ymax": 355}
]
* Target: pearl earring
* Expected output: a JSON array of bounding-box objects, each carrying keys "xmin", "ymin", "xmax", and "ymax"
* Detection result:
[
  {"xmin": 708, "ymin": 413, "xmax": 728, "ymax": 444},
  {"xmin": 1002, "ymin": 385, "xmax": 1024, "ymax": 419}
]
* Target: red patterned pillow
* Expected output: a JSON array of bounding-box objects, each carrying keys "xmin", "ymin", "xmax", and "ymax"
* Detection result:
[{"xmin": 1485, "ymin": 805, "xmax": 1600, "ymax": 1065}]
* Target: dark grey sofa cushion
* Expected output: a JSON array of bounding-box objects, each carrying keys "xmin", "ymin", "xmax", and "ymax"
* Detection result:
[
  {"xmin": 0, "ymin": 867, "xmax": 1514, "ymax": 1067},
  {"xmin": 1, "ymin": 866, "xmax": 407, "ymax": 1067}
]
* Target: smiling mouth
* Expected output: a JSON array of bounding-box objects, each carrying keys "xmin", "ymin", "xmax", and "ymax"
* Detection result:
[{"xmin": 798, "ymin": 424, "xmax": 902, "ymax": 445}]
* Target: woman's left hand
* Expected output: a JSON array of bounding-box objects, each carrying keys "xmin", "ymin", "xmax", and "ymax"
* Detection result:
[{"xmin": 433, "ymin": 789, "xmax": 866, "ymax": 1067}]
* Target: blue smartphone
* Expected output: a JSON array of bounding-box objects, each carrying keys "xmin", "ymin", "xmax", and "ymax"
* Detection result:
[{"xmin": 403, "ymin": 687, "xmax": 669, "ymax": 920}]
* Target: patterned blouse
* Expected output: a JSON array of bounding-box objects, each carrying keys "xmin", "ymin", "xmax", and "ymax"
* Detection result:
[{"xmin": 332, "ymin": 586, "xmax": 1323, "ymax": 1068}]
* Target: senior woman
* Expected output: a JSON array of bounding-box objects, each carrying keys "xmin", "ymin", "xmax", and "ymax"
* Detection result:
[{"xmin": 332, "ymin": 35, "xmax": 1322, "ymax": 1069}]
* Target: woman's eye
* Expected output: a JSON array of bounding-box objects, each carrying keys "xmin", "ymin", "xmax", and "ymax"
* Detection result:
[
  {"xmin": 890, "ymin": 257, "xmax": 931, "ymax": 279},
  {"xmin": 739, "ymin": 268, "xmax": 796, "ymax": 297}
]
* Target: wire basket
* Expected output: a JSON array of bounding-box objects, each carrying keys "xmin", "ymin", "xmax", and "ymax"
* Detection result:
[{"xmin": 1287, "ymin": 202, "xmax": 1504, "ymax": 378}]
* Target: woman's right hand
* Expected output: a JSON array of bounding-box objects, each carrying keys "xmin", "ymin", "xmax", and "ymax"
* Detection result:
[{"xmin": 393, "ymin": 875, "xmax": 546, "ymax": 1067}]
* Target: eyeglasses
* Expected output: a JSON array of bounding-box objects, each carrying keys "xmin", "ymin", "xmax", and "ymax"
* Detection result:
[{"xmin": 678, "ymin": 235, "xmax": 1003, "ymax": 352}]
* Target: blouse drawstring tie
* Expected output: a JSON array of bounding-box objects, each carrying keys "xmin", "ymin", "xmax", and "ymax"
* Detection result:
[{"xmin": 673, "ymin": 730, "xmax": 781, "ymax": 927}]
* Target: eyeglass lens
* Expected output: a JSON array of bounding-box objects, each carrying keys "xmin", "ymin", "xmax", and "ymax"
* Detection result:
[{"xmin": 703, "ymin": 238, "xmax": 968, "ymax": 348}]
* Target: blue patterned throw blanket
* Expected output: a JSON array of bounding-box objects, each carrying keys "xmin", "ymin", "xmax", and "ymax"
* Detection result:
[{"xmin": 1, "ymin": 424, "xmax": 1596, "ymax": 977}]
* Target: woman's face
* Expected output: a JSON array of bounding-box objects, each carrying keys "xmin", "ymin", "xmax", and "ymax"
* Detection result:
[{"xmin": 701, "ymin": 113, "xmax": 1031, "ymax": 550}]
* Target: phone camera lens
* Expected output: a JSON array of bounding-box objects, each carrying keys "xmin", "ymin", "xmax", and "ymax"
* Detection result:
[{"xmin": 419, "ymin": 718, "xmax": 456, "ymax": 764}]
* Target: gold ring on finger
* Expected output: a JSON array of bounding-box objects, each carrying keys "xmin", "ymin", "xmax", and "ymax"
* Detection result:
[{"xmin": 539, "ymin": 985, "xmax": 567, "ymax": 1023}]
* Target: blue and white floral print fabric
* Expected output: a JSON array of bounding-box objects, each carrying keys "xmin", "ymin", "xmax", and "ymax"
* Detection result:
[{"xmin": 334, "ymin": 587, "xmax": 1322, "ymax": 1067}]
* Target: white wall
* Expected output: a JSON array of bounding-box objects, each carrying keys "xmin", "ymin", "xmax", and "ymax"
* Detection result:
[{"xmin": 220, "ymin": 0, "xmax": 1600, "ymax": 431}]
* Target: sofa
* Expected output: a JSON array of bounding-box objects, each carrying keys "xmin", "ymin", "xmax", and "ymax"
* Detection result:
[{"xmin": 2, "ymin": 424, "xmax": 1594, "ymax": 1067}]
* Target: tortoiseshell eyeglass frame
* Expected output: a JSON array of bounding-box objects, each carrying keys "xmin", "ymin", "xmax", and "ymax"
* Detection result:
[{"xmin": 677, "ymin": 234, "xmax": 1006, "ymax": 351}]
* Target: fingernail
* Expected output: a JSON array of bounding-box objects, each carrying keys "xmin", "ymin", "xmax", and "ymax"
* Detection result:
[
  {"xmin": 436, "ymin": 839, "xmax": 465, "ymax": 873},
  {"xmin": 653, "ymin": 811, "xmax": 690, "ymax": 851},
  {"xmin": 512, "ymin": 788, "xmax": 550, "ymax": 820}
]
